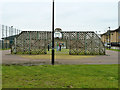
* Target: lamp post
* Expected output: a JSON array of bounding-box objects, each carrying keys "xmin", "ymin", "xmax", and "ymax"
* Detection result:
[
  {"xmin": 52, "ymin": 0, "xmax": 55, "ymax": 65},
  {"xmin": 11, "ymin": 26, "xmax": 13, "ymax": 36},
  {"xmin": 104, "ymin": 30, "xmax": 106, "ymax": 44},
  {"xmin": 108, "ymin": 27, "xmax": 111, "ymax": 49}
]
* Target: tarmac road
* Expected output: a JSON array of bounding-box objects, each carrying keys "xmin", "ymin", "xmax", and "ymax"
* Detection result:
[{"xmin": 1, "ymin": 50, "xmax": 119, "ymax": 65}]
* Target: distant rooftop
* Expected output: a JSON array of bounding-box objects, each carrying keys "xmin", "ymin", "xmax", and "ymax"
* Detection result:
[{"xmin": 101, "ymin": 27, "xmax": 120, "ymax": 36}]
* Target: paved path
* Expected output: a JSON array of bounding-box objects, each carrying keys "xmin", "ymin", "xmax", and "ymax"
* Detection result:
[{"xmin": 1, "ymin": 50, "xmax": 119, "ymax": 65}]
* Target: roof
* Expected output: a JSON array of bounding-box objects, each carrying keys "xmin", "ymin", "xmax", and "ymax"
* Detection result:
[
  {"xmin": 101, "ymin": 27, "xmax": 120, "ymax": 36},
  {"xmin": 2, "ymin": 35, "xmax": 18, "ymax": 40}
]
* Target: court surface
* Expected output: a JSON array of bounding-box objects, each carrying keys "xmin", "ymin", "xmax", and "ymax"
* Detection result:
[{"xmin": 1, "ymin": 50, "xmax": 119, "ymax": 65}]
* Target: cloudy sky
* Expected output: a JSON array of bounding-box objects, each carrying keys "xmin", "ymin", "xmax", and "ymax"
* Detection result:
[{"xmin": 0, "ymin": 0, "xmax": 119, "ymax": 34}]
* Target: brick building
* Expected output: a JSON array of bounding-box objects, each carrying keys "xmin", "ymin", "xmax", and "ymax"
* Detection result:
[{"xmin": 101, "ymin": 27, "xmax": 120, "ymax": 46}]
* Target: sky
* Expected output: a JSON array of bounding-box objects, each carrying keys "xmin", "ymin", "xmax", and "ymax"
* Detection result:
[
  {"xmin": 118, "ymin": 1, "xmax": 120, "ymax": 26},
  {"xmin": 0, "ymin": 0, "xmax": 119, "ymax": 36}
]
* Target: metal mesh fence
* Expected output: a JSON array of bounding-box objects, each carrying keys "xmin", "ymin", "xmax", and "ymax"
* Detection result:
[
  {"xmin": 11, "ymin": 31, "xmax": 105, "ymax": 55},
  {"xmin": 0, "ymin": 25, "xmax": 22, "ymax": 49}
]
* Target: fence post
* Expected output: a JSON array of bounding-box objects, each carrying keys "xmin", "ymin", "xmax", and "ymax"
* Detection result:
[
  {"xmin": 37, "ymin": 31, "xmax": 39, "ymax": 40},
  {"xmin": 14, "ymin": 28, "xmax": 16, "ymax": 35},
  {"xmin": 99, "ymin": 38, "xmax": 101, "ymax": 55},
  {"xmin": 66, "ymin": 34, "xmax": 67, "ymax": 49},
  {"xmin": 2, "ymin": 25, "xmax": 4, "ymax": 49},
  {"xmin": 91, "ymin": 32, "xmax": 94, "ymax": 55},
  {"xmin": 77, "ymin": 32, "xmax": 79, "ymax": 55},
  {"xmin": 44, "ymin": 31, "xmax": 47, "ymax": 54},
  {"xmin": 22, "ymin": 32, "xmax": 25, "ymax": 54},
  {"xmin": 84, "ymin": 32, "xmax": 87, "ymax": 55},
  {"xmin": 69, "ymin": 33, "xmax": 71, "ymax": 55},
  {"xmin": 9, "ymin": 27, "xmax": 11, "ymax": 48},
  {"xmin": 104, "ymin": 43, "xmax": 106, "ymax": 55},
  {"xmin": 10, "ymin": 26, "xmax": 13, "ymax": 48},
  {"xmin": 14, "ymin": 37, "xmax": 16, "ymax": 54},
  {"xmin": 11, "ymin": 26, "xmax": 13, "ymax": 36},
  {"xmin": 29, "ymin": 31, "xmax": 31, "ymax": 54},
  {"xmin": 6, "ymin": 26, "xmax": 7, "ymax": 49},
  {"xmin": 24, "ymin": 32, "xmax": 26, "ymax": 53},
  {"xmin": 9, "ymin": 27, "xmax": 10, "ymax": 36},
  {"xmin": 37, "ymin": 31, "xmax": 39, "ymax": 54}
]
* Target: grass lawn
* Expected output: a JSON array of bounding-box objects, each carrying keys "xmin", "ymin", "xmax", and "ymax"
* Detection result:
[
  {"xmin": 106, "ymin": 48, "xmax": 120, "ymax": 52},
  {"xmin": 0, "ymin": 65, "xmax": 1, "ymax": 89},
  {"xmin": 0, "ymin": 48, "xmax": 10, "ymax": 50},
  {"xmin": 21, "ymin": 54, "xmax": 95, "ymax": 60},
  {"xmin": 2, "ymin": 64, "xmax": 118, "ymax": 88}
]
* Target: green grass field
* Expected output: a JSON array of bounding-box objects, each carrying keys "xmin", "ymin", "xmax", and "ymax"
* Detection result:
[
  {"xmin": 2, "ymin": 64, "xmax": 118, "ymax": 88},
  {"xmin": 0, "ymin": 65, "xmax": 1, "ymax": 89},
  {"xmin": 106, "ymin": 48, "xmax": 120, "ymax": 52},
  {"xmin": 0, "ymin": 48, "xmax": 11, "ymax": 50}
]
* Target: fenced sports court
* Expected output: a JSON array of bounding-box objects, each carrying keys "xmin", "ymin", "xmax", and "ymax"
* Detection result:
[{"xmin": 11, "ymin": 30, "xmax": 105, "ymax": 55}]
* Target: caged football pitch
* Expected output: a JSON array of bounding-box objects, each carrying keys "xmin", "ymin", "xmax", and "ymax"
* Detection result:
[{"xmin": 11, "ymin": 31, "xmax": 105, "ymax": 55}]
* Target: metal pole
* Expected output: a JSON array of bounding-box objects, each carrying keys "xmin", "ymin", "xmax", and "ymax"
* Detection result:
[
  {"xmin": 84, "ymin": 32, "xmax": 87, "ymax": 55},
  {"xmin": 29, "ymin": 31, "xmax": 31, "ymax": 54},
  {"xmin": 2, "ymin": 25, "xmax": 4, "ymax": 49},
  {"xmin": 9, "ymin": 27, "xmax": 11, "ymax": 48},
  {"xmin": 108, "ymin": 27, "xmax": 111, "ymax": 49},
  {"xmin": 15, "ymin": 37, "xmax": 16, "ymax": 54},
  {"xmin": 11, "ymin": 26, "xmax": 13, "ymax": 36},
  {"xmin": 9, "ymin": 27, "xmax": 10, "ymax": 36},
  {"xmin": 6, "ymin": 26, "xmax": 7, "ymax": 49},
  {"xmin": 15, "ymin": 28, "xmax": 16, "ymax": 35},
  {"xmin": 10, "ymin": 26, "xmax": 13, "ymax": 49},
  {"xmin": 52, "ymin": 0, "xmax": 55, "ymax": 65},
  {"xmin": 104, "ymin": 30, "xmax": 105, "ymax": 44}
]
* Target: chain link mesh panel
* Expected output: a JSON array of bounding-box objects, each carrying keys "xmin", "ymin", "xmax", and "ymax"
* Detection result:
[{"xmin": 11, "ymin": 31, "xmax": 105, "ymax": 55}]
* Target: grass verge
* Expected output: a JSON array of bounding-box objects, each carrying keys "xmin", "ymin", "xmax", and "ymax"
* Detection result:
[
  {"xmin": 0, "ymin": 48, "xmax": 11, "ymax": 50},
  {"xmin": 106, "ymin": 48, "xmax": 120, "ymax": 52},
  {"xmin": 2, "ymin": 64, "xmax": 118, "ymax": 88}
]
